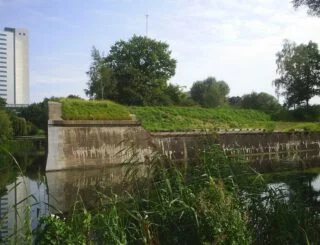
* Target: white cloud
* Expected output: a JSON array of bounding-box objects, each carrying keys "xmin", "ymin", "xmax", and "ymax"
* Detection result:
[{"xmin": 148, "ymin": 0, "xmax": 320, "ymax": 97}]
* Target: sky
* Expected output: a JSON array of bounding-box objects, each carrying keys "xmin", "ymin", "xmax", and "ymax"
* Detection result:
[{"xmin": 0, "ymin": 0, "xmax": 320, "ymax": 103}]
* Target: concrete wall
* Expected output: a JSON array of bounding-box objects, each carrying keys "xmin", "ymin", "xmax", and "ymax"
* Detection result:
[
  {"xmin": 46, "ymin": 120, "xmax": 155, "ymax": 171},
  {"xmin": 152, "ymin": 131, "xmax": 320, "ymax": 162},
  {"xmin": 46, "ymin": 102, "xmax": 320, "ymax": 171}
]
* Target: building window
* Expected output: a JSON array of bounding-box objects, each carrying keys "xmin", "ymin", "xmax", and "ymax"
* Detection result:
[
  {"xmin": 0, "ymin": 66, "xmax": 6, "ymax": 68},
  {"xmin": 0, "ymin": 84, "xmax": 6, "ymax": 87},
  {"xmin": 0, "ymin": 57, "xmax": 6, "ymax": 59},
  {"xmin": 0, "ymin": 75, "xmax": 6, "ymax": 77},
  {"xmin": 0, "ymin": 48, "xmax": 6, "ymax": 50},
  {"xmin": 0, "ymin": 70, "xmax": 6, "ymax": 73}
]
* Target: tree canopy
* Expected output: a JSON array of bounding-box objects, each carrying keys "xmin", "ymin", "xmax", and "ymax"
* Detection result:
[
  {"xmin": 86, "ymin": 35, "xmax": 178, "ymax": 105},
  {"xmin": 0, "ymin": 109, "xmax": 12, "ymax": 142},
  {"xmin": 190, "ymin": 77, "xmax": 230, "ymax": 107},
  {"xmin": 240, "ymin": 92, "xmax": 282, "ymax": 115},
  {"xmin": 85, "ymin": 47, "xmax": 117, "ymax": 101},
  {"xmin": 273, "ymin": 40, "xmax": 320, "ymax": 108},
  {"xmin": 0, "ymin": 97, "xmax": 6, "ymax": 107},
  {"xmin": 292, "ymin": 0, "xmax": 320, "ymax": 16}
]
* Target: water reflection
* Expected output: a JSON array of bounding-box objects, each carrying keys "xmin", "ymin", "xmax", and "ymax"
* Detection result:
[
  {"xmin": 312, "ymin": 175, "xmax": 320, "ymax": 192},
  {"xmin": 0, "ymin": 160, "xmax": 153, "ymax": 242},
  {"xmin": 1, "ymin": 149, "xmax": 320, "ymax": 242},
  {"xmin": 46, "ymin": 164, "xmax": 151, "ymax": 212},
  {"xmin": 0, "ymin": 176, "xmax": 48, "ymax": 242}
]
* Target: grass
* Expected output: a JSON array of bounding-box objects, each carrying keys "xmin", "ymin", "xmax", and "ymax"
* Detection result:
[
  {"xmin": 60, "ymin": 99, "xmax": 131, "ymax": 120},
  {"xmin": 59, "ymin": 99, "xmax": 320, "ymax": 132},
  {"xmin": 32, "ymin": 145, "xmax": 320, "ymax": 244},
  {"xmin": 34, "ymin": 146, "xmax": 253, "ymax": 244},
  {"xmin": 130, "ymin": 106, "xmax": 320, "ymax": 132}
]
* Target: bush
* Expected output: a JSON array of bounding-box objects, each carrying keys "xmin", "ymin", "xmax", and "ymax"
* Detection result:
[{"xmin": 272, "ymin": 105, "xmax": 320, "ymax": 122}]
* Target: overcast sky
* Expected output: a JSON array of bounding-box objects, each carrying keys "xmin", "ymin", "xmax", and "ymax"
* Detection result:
[{"xmin": 0, "ymin": 0, "xmax": 319, "ymax": 103}]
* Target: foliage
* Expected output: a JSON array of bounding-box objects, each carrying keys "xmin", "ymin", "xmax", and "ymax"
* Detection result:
[
  {"xmin": 61, "ymin": 99, "xmax": 131, "ymax": 120},
  {"xmin": 86, "ymin": 35, "xmax": 177, "ymax": 105},
  {"xmin": 19, "ymin": 97, "xmax": 60, "ymax": 133},
  {"xmin": 190, "ymin": 77, "xmax": 230, "ymax": 107},
  {"xmin": 240, "ymin": 92, "xmax": 282, "ymax": 115},
  {"xmin": 0, "ymin": 109, "xmax": 13, "ymax": 142},
  {"xmin": 67, "ymin": 94, "xmax": 84, "ymax": 100},
  {"xmin": 9, "ymin": 114, "xmax": 28, "ymax": 136},
  {"xmin": 272, "ymin": 105, "xmax": 320, "ymax": 122},
  {"xmin": 273, "ymin": 40, "xmax": 320, "ymax": 108},
  {"xmin": 228, "ymin": 96, "xmax": 242, "ymax": 108},
  {"xmin": 35, "ymin": 146, "xmax": 251, "ymax": 244},
  {"xmin": 85, "ymin": 47, "xmax": 117, "ymax": 100},
  {"xmin": 0, "ymin": 97, "xmax": 6, "ymax": 107},
  {"xmin": 163, "ymin": 83, "xmax": 188, "ymax": 105},
  {"xmin": 293, "ymin": 0, "xmax": 320, "ymax": 16},
  {"xmin": 242, "ymin": 171, "xmax": 320, "ymax": 244}
]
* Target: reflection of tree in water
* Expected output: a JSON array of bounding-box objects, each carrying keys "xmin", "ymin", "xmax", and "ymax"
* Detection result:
[{"xmin": 0, "ymin": 151, "xmax": 46, "ymax": 199}]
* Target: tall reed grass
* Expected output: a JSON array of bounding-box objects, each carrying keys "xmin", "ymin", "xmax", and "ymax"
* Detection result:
[{"xmin": 2, "ymin": 142, "xmax": 320, "ymax": 244}]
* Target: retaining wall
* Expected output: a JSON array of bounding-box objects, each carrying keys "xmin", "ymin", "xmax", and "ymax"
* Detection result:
[{"xmin": 46, "ymin": 102, "xmax": 320, "ymax": 171}]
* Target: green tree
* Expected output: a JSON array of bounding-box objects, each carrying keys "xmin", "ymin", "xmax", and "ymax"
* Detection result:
[
  {"xmin": 190, "ymin": 77, "xmax": 230, "ymax": 107},
  {"xmin": 85, "ymin": 47, "xmax": 117, "ymax": 100},
  {"xmin": 9, "ymin": 115, "xmax": 28, "ymax": 136},
  {"xmin": 19, "ymin": 97, "xmax": 60, "ymax": 133},
  {"xmin": 0, "ymin": 109, "xmax": 13, "ymax": 142},
  {"xmin": 86, "ymin": 35, "xmax": 177, "ymax": 105},
  {"xmin": 0, "ymin": 97, "xmax": 6, "ymax": 108},
  {"xmin": 228, "ymin": 96, "xmax": 242, "ymax": 108},
  {"xmin": 273, "ymin": 40, "xmax": 320, "ymax": 108},
  {"xmin": 164, "ymin": 84, "xmax": 187, "ymax": 105},
  {"xmin": 241, "ymin": 92, "xmax": 282, "ymax": 115},
  {"xmin": 293, "ymin": 0, "xmax": 320, "ymax": 16}
]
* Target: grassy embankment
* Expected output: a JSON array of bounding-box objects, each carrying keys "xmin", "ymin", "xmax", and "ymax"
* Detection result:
[
  {"xmin": 130, "ymin": 106, "xmax": 320, "ymax": 132},
  {"xmin": 60, "ymin": 99, "xmax": 131, "ymax": 120},
  {"xmin": 59, "ymin": 99, "xmax": 320, "ymax": 132}
]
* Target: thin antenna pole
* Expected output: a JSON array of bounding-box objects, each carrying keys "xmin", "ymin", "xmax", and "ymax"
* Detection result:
[{"xmin": 146, "ymin": 14, "xmax": 149, "ymax": 36}]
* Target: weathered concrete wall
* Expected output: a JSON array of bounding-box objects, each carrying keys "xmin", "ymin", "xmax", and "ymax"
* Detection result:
[
  {"xmin": 152, "ymin": 131, "xmax": 320, "ymax": 162},
  {"xmin": 46, "ymin": 102, "xmax": 320, "ymax": 171},
  {"xmin": 46, "ymin": 120, "xmax": 155, "ymax": 171}
]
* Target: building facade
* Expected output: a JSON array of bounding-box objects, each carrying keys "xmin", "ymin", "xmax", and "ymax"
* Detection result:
[{"xmin": 0, "ymin": 27, "xmax": 29, "ymax": 106}]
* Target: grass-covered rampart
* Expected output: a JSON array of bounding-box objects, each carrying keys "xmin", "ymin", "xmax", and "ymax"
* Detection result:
[
  {"xmin": 60, "ymin": 99, "xmax": 131, "ymax": 120},
  {"xmin": 58, "ymin": 99, "xmax": 320, "ymax": 132},
  {"xmin": 130, "ymin": 106, "xmax": 320, "ymax": 132}
]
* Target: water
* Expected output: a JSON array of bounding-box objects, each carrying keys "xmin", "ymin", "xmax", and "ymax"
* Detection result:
[{"xmin": 1, "ymin": 148, "xmax": 320, "ymax": 242}]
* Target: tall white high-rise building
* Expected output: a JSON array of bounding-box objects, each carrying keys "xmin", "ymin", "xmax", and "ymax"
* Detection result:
[{"xmin": 0, "ymin": 27, "xmax": 29, "ymax": 105}]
